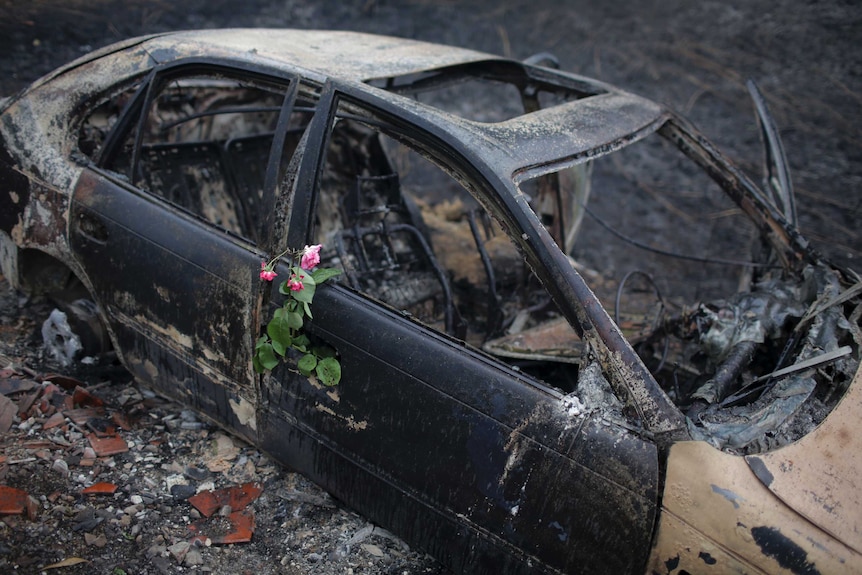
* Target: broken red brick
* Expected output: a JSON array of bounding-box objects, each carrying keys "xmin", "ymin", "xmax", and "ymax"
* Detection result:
[
  {"xmin": 42, "ymin": 412, "xmax": 66, "ymax": 430},
  {"xmin": 64, "ymin": 407, "xmax": 103, "ymax": 425},
  {"xmin": 111, "ymin": 411, "xmax": 132, "ymax": 431},
  {"xmin": 85, "ymin": 418, "xmax": 117, "ymax": 437},
  {"xmin": 16, "ymin": 390, "xmax": 38, "ymax": 418},
  {"xmin": 82, "ymin": 482, "xmax": 118, "ymax": 495},
  {"xmin": 72, "ymin": 386, "xmax": 104, "ymax": 408},
  {"xmin": 0, "ymin": 377, "xmax": 36, "ymax": 395},
  {"xmin": 0, "ymin": 486, "xmax": 38, "ymax": 520},
  {"xmin": 21, "ymin": 440, "xmax": 53, "ymax": 449},
  {"xmin": 189, "ymin": 509, "xmax": 255, "ymax": 544},
  {"xmin": 0, "ymin": 394, "xmax": 16, "ymax": 433},
  {"xmin": 188, "ymin": 482, "xmax": 262, "ymax": 518},
  {"xmin": 33, "ymin": 449, "xmax": 51, "ymax": 461},
  {"xmin": 87, "ymin": 433, "xmax": 128, "ymax": 457},
  {"xmin": 41, "ymin": 373, "xmax": 86, "ymax": 391}
]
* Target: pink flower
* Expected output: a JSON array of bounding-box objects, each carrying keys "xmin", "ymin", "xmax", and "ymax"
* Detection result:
[
  {"xmin": 259, "ymin": 262, "xmax": 277, "ymax": 282},
  {"xmin": 287, "ymin": 274, "xmax": 304, "ymax": 291},
  {"xmin": 300, "ymin": 244, "xmax": 322, "ymax": 270}
]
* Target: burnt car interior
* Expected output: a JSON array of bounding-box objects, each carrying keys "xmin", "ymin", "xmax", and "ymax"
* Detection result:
[
  {"xmin": 77, "ymin": 60, "xmax": 861, "ymax": 457},
  {"xmin": 312, "ymin": 110, "xmax": 551, "ymax": 354},
  {"xmin": 82, "ymin": 72, "xmax": 314, "ymax": 246}
]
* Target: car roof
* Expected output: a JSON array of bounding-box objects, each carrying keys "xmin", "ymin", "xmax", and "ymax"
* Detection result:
[
  {"xmin": 124, "ymin": 30, "xmax": 668, "ymax": 172},
  {"xmin": 18, "ymin": 29, "xmax": 673, "ymax": 179},
  {"xmin": 163, "ymin": 28, "xmax": 500, "ymax": 82}
]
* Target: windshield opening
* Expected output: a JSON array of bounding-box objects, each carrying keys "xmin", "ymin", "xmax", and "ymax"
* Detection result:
[
  {"xmin": 516, "ymin": 130, "xmax": 859, "ymax": 454},
  {"xmin": 367, "ymin": 60, "xmax": 603, "ymax": 123}
]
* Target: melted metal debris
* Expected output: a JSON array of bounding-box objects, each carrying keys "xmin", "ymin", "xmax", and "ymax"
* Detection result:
[{"xmin": 685, "ymin": 265, "xmax": 860, "ymax": 453}]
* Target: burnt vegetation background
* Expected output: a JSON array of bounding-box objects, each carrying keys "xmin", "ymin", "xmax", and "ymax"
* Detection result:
[
  {"xmin": 0, "ymin": 0, "xmax": 860, "ymax": 269},
  {"xmin": 0, "ymin": 1, "xmax": 859, "ymax": 574}
]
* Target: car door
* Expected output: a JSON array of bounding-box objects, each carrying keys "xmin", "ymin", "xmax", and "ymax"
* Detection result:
[
  {"xmin": 69, "ymin": 62, "xmax": 307, "ymax": 437},
  {"xmin": 257, "ymin": 85, "xmax": 661, "ymax": 575}
]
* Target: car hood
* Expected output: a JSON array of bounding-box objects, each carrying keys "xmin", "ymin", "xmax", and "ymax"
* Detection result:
[{"xmin": 745, "ymin": 367, "xmax": 862, "ymax": 555}]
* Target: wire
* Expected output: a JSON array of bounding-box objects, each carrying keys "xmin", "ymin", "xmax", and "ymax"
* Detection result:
[{"xmin": 582, "ymin": 204, "xmax": 778, "ymax": 268}]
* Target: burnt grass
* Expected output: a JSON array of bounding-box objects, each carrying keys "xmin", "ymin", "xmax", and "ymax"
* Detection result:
[{"xmin": 0, "ymin": 1, "xmax": 860, "ymax": 574}]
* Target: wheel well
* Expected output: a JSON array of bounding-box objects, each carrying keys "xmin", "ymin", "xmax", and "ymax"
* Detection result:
[
  {"xmin": 14, "ymin": 247, "xmax": 113, "ymax": 359},
  {"xmin": 16, "ymin": 248, "xmax": 83, "ymax": 298}
]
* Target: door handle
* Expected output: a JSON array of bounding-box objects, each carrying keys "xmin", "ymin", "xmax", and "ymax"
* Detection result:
[{"xmin": 75, "ymin": 212, "xmax": 108, "ymax": 244}]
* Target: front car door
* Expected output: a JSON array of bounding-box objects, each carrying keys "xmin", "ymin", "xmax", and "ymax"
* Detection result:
[{"xmin": 257, "ymin": 84, "xmax": 661, "ymax": 574}]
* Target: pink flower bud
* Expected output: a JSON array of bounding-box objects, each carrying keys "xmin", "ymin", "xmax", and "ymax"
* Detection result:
[
  {"xmin": 259, "ymin": 262, "xmax": 277, "ymax": 282},
  {"xmin": 288, "ymin": 274, "xmax": 304, "ymax": 291}
]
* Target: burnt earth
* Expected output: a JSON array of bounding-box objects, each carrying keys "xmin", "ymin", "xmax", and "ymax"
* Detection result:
[{"xmin": 0, "ymin": 1, "xmax": 859, "ymax": 574}]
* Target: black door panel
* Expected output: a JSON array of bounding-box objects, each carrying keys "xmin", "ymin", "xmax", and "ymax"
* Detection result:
[
  {"xmin": 260, "ymin": 285, "xmax": 659, "ymax": 574},
  {"xmin": 70, "ymin": 169, "xmax": 260, "ymax": 433}
]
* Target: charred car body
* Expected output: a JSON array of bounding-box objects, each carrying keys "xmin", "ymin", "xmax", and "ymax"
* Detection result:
[{"xmin": 1, "ymin": 29, "xmax": 860, "ymax": 574}]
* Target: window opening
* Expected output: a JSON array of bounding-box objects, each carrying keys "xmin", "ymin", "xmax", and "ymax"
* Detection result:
[
  {"xmin": 311, "ymin": 102, "xmax": 577, "ymax": 391},
  {"xmin": 78, "ymin": 76, "xmax": 147, "ymax": 160},
  {"xmin": 103, "ymin": 73, "xmax": 314, "ymax": 243}
]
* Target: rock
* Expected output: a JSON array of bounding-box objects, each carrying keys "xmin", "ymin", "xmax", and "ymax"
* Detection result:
[
  {"xmin": 168, "ymin": 541, "xmax": 190, "ymax": 564},
  {"xmin": 362, "ymin": 543, "xmax": 385, "ymax": 558},
  {"xmin": 146, "ymin": 544, "xmax": 167, "ymax": 558},
  {"xmin": 149, "ymin": 555, "xmax": 172, "ymax": 575},
  {"xmin": 72, "ymin": 508, "xmax": 102, "ymax": 532},
  {"xmin": 84, "ymin": 532, "xmax": 108, "ymax": 547},
  {"xmin": 184, "ymin": 547, "xmax": 204, "ymax": 566},
  {"xmin": 51, "ymin": 458, "xmax": 69, "ymax": 477},
  {"xmin": 164, "ymin": 474, "xmax": 186, "ymax": 490},
  {"xmin": 184, "ymin": 466, "xmax": 210, "ymax": 481},
  {"xmin": 170, "ymin": 484, "xmax": 196, "ymax": 501}
]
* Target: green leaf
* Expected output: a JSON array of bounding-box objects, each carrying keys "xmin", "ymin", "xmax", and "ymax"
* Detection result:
[
  {"xmin": 271, "ymin": 338, "xmax": 287, "ymax": 357},
  {"xmin": 316, "ymin": 357, "xmax": 342, "ymax": 386},
  {"xmin": 292, "ymin": 334, "xmax": 310, "ymax": 352},
  {"xmin": 292, "ymin": 281, "xmax": 316, "ymax": 304},
  {"xmin": 297, "ymin": 353, "xmax": 317, "ymax": 376},
  {"xmin": 313, "ymin": 344, "xmax": 337, "ymax": 359},
  {"xmin": 254, "ymin": 342, "xmax": 279, "ymax": 371},
  {"xmin": 255, "ymin": 335, "xmax": 270, "ymax": 350},
  {"xmin": 311, "ymin": 267, "xmax": 341, "ymax": 284},
  {"xmin": 267, "ymin": 315, "xmax": 293, "ymax": 347},
  {"xmin": 296, "ymin": 267, "xmax": 317, "ymax": 287},
  {"xmin": 287, "ymin": 311, "xmax": 303, "ymax": 330}
]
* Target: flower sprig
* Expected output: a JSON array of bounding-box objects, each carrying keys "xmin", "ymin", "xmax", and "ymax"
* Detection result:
[{"xmin": 253, "ymin": 244, "xmax": 342, "ymax": 386}]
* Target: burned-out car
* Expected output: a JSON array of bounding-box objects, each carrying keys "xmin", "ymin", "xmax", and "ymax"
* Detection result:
[{"xmin": 1, "ymin": 29, "xmax": 860, "ymax": 574}]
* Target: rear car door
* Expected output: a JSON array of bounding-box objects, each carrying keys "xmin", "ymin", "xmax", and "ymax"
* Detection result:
[
  {"xmin": 69, "ymin": 63, "xmax": 306, "ymax": 436},
  {"xmin": 258, "ymin": 85, "xmax": 661, "ymax": 574}
]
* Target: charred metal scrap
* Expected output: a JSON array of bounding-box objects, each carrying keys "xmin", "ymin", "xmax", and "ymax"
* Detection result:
[{"xmin": 0, "ymin": 29, "xmax": 860, "ymax": 575}]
